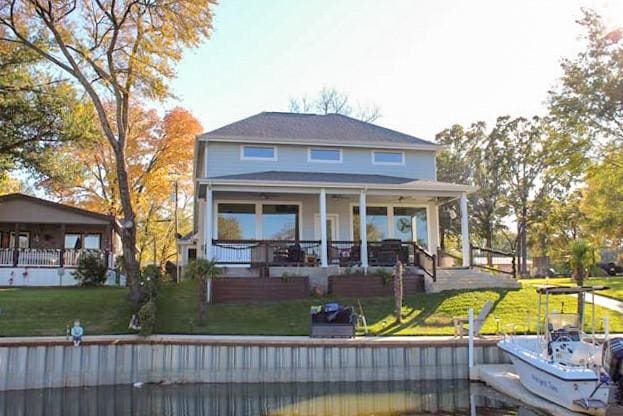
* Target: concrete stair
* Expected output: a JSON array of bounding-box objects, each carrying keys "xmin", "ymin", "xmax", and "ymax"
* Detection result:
[{"xmin": 425, "ymin": 267, "xmax": 520, "ymax": 293}]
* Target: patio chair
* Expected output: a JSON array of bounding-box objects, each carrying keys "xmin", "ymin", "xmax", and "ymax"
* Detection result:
[{"xmin": 453, "ymin": 300, "xmax": 494, "ymax": 338}]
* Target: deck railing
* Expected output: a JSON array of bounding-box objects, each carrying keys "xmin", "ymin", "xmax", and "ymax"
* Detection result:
[
  {"xmin": 0, "ymin": 248, "xmax": 13, "ymax": 266},
  {"xmin": 0, "ymin": 248, "xmax": 111, "ymax": 268},
  {"xmin": 211, "ymin": 239, "xmax": 437, "ymax": 280},
  {"xmin": 212, "ymin": 240, "xmax": 322, "ymax": 266},
  {"xmin": 470, "ymin": 244, "xmax": 516, "ymax": 279}
]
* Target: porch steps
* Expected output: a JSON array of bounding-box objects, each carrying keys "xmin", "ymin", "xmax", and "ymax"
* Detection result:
[{"xmin": 426, "ymin": 268, "xmax": 520, "ymax": 292}]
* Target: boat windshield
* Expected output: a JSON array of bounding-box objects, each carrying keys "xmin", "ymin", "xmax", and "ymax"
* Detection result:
[{"xmin": 547, "ymin": 313, "xmax": 581, "ymax": 342}]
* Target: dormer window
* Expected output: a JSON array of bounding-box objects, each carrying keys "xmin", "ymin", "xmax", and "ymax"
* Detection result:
[
  {"xmin": 308, "ymin": 147, "xmax": 342, "ymax": 163},
  {"xmin": 241, "ymin": 145, "xmax": 277, "ymax": 161},
  {"xmin": 372, "ymin": 150, "xmax": 405, "ymax": 165}
]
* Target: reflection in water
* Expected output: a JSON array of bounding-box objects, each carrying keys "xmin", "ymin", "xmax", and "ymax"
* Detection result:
[{"xmin": 0, "ymin": 380, "xmax": 544, "ymax": 416}]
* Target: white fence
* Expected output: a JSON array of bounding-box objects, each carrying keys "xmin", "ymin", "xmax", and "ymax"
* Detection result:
[
  {"xmin": 0, "ymin": 249, "xmax": 12, "ymax": 266},
  {"xmin": 0, "ymin": 249, "xmax": 111, "ymax": 268}
]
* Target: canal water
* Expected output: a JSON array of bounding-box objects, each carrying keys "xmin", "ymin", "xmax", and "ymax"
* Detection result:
[{"xmin": 0, "ymin": 380, "xmax": 544, "ymax": 416}]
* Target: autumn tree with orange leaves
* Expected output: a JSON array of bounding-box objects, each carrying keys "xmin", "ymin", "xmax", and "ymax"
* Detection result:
[
  {"xmin": 44, "ymin": 106, "xmax": 202, "ymax": 269},
  {"xmin": 0, "ymin": 0, "xmax": 216, "ymax": 308}
]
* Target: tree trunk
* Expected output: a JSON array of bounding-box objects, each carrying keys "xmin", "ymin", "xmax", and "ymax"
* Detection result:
[
  {"xmin": 575, "ymin": 264, "xmax": 585, "ymax": 323},
  {"xmin": 198, "ymin": 277, "xmax": 207, "ymax": 320},
  {"xmin": 393, "ymin": 260, "xmax": 404, "ymax": 324},
  {"xmin": 114, "ymin": 146, "xmax": 142, "ymax": 310},
  {"xmin": 520, "ymin": 204, "xmax": 529, "ymax": 277},
  {"xmin": 486, "ymin": 229, "xmax": 493, "ymax": 266}
]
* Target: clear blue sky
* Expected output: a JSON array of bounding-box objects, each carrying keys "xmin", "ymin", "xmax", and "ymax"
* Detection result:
[{"xmin": 166, "ymin": 0, "xmax": 622, "ymax": 141}]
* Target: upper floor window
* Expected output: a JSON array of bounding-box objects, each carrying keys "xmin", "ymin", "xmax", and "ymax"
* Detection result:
[
  {"xmin": 372, "ymin": 150, "xmax": 405, "ymax": 165},
  {"xmin": 240, "ymin": 145, "xmax": 277, "ymax": 161},
  {"xmin": 308, "ymin": 147, "xmax": 342, "ymax": 163}
]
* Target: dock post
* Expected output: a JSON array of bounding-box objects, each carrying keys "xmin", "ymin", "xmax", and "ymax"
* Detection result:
[
  {"xmin": 468, "ymin": 308, "xmax": 474, "ymax": 371},
  {"xmin": 604, "ymin": 316, "xmax": 609, "ymax": 340}
]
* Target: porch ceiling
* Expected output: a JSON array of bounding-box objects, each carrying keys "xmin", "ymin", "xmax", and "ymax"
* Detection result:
[{"xmin": 199, "ymin": 171, "xmax": 475, "ymax": 198}]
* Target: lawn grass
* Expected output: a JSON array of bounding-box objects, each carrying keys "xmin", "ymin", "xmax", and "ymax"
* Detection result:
[
  {"xmin": 157, "ymin": 281, "xmax": 623, "ymax": 336},
  {"xmin": 521, "ymin": 277, "xmax": 623, "ymax": 301},
  {"xmin": 2, "ymin": 281, "xmax": 622, "ymax": 337},
  {"xmin": 0, "ymin": 286, "xmax": 131, "ymax": 337}
]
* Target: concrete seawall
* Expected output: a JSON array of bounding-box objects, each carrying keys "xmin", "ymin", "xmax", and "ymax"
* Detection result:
[{"xmin": 0, "ymin": 335, "xmax": 510, "ymax": 391}]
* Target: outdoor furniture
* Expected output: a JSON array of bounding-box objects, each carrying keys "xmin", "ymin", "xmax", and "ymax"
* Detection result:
[
  {"xmin": 453, "ymin": 300, "xmax": 494, "ymax": 338},
  {"xmin": 310, "ymin": 303, "xmax": 356, "ymax": 338}
]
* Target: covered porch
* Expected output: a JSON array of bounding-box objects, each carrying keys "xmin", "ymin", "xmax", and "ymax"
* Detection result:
[{"xmin": 196, "ymin": 172, "xmax": 475, "ymax": 280}]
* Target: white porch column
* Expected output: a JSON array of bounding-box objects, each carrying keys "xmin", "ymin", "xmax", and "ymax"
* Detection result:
[
  {"xmin": 204, "ymin": 187, "xmax": 214, "ymax": 260},
  {"xmin": 359, "ymin": 190, "xmax": 368, "ymax": 269},
  {"xmin": 319, "ymin": 188, "xmax": 328, "ymax": 267},
  {"xmin": 460, "ymin": 192, "xmax": 470, "ymax": 267},
  {"xmin": 196, "ymin": 198, "xmax": 205, "ymax": 259}
]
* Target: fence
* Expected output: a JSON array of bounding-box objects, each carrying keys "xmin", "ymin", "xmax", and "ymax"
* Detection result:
[{"xmin": 470, "ymin": 245, "xmax": 516, "ymax": 279}]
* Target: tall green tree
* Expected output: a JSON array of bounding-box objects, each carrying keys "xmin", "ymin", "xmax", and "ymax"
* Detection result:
[
  {"xmin": 499, "ymin": 116, "xmax": 587, "ymax": 276},
  {"xmin": 549, "ymin": 9, "xmax": 623, "ymax": 149},
  {"xmin": 436, "ymin": 120, "xmax": 509, "ymax": 253},
  {"xmin": 0, "ymin": 31, "xmax": 86, "ymax": 177},
  {"xmin": 0, "ymin": 1, "xmax": 216, "ymax": 309},
  {"xmin": 549, "ymin": 10, "xmax": 623, "ymax": 246}
]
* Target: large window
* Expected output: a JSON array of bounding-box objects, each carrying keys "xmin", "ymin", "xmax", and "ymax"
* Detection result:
[
  {"xmin": 353, "ymin": 206, "xmax": 388, "ymax": 241},
  {"xmin": 217, "ymin": 204, "xmax": 256, "ymax": 239},
  {"xmin": 394, "ymin": 207, "xmax": 428, "ymax": 249},
  {"xmin": 240, "ymin": 145, "xmax": 276, "ymax": 160},
  {"xmin": 9, "ymin": 232, "xmax": 29, "ymax": 248},
  {"xmin": 372, "ymin": 150, "xmax": 404, "ymax": 165},
  {"xmin": 65, "ymin": 233, "xmax": 101, "ymax": 249},
  {"xmin": 308, "ymin": 147, "xmax": 342, "ymax": 163},
  {"xmin": 262, "ymin": 204, "xmax": 299, "ymax": 240}
]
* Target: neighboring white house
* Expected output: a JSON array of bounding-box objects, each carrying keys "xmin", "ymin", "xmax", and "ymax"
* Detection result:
[{"xmin": 179, "ymin": 111, "xmax": 482, "ymax": 283}]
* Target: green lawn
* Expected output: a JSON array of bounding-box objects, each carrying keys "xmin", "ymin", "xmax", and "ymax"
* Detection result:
[
  {"xmin": 156, "ymin": 281, "xmax": 623, "ymax": 336},
  {"xmin": 0, "ymin": 286, "xmax": 131, "ymax": 337},
  {"xmin": 521, "ymin": 277, "xmax": 623, "ymax": 301},
  {"xmin": 2, "ymin": 281, "xmax": 622, "ymax": 337}
]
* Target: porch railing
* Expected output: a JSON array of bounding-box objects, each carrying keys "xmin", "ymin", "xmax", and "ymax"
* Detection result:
[
  {"xmin": 211, "ymin": 239, "xmax": 437, "ymax": 281},
  {"xmin": 0, "ymin": 248, "xmax": 111, "ymax": 268},
  {"xmin": 470, "ymin": 244, "xmax": 516, "ymax": 279},
  {"xmin": 17, "ymin": 248, "xmax": 62, "ymax": 267},
  {"xmin": 0, "ymin": 248, "xmax": 13, "ymax": 266},
  {"xmin": 412, "ymin": 243, "xmax": 437, "ymax": 282},
  {"xmin": 212, "ymin": 240, "xmax": 322, "ymax": 266}
]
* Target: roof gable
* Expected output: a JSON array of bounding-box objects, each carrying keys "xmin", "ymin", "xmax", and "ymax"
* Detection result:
[
  {"xmin": 0, "ymin": 193, "xmax": 113, "ymax": 225},
  {"xmin": 199, "ymin": 112, "xmax": 439, "ymax": 149}
]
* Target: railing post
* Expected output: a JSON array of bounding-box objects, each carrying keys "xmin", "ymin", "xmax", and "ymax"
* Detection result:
[
  {"xmin": 59, "ymin": 248, "xmax": 65, "ymax": 267},
  {"xmin": 432, "ymin": 254, "xmax": 437, "ymax": 282},
  {"xmin": 512, "ymin": 254, "xmax": 517, "ymax": 279},
  {"xmin": 469, "ymin": 244, "xmax": 474, "ymax": 268}
]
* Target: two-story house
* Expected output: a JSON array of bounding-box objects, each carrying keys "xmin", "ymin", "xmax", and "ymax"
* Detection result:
[{"xmin": 180, "ymin": 111, "xmax": 494, "ymax": 288}]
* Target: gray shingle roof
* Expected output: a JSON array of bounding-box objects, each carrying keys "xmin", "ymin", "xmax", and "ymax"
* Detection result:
[
  {"xmin": 207, "ymin": 171, "xmax": 473, "ymax": 192},
  {"xmin": 199, "ymin": 112, "xmax": 438, "ymax": 148}
]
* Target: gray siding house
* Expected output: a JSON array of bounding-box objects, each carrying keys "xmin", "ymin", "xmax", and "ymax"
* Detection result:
[{"xmin": 186, "ymin": 112, "xmax": 476, "ymax": 280}]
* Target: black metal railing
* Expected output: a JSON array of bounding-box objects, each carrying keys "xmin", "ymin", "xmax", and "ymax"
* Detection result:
[
  {"xmin": 413, "ymin": 243, "xmax": 437, "ymax": 282},
  {"xmin": 327, "ymin": 240, "xmax": 361, "ymax": 266},
  {"xmin": 211, "ymin": 239, "xmax": 437, "ymax": 280},
  {"xmin": 212, "ymin": 240, "xmax": 322, "ymax": 266},
  {"xmin": 470, "ymin": 244, "xmax": 516, "ymax": 279}
]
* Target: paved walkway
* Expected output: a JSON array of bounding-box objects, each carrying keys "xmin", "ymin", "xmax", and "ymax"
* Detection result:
[{"xmin": 584, "ymin": 293, "xmax": 623, "ymax": 313}]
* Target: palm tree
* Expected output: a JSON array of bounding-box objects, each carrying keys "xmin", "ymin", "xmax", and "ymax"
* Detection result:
[
  {"xmin": 184, "ymin": 259, "xmax": 221, "ymax": 319},
  {"xmin": 569, "ymin": 240, "xmax": 594, "ymax": 321}
]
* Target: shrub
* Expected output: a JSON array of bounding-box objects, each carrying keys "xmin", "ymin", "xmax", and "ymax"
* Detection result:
[
  {"xmin": 184, "ymin": 259, "xmax": 221, "ymax": 320},
  {"xmin": 138, "ymin": 301, "xmax": 156, "ymax": 336},
  {"xmin": 73, "ymin": 253, "xmax": 108, "ymax": 286},
  {"xmin": 140, "ymin": 264, "xmax": 162, "ymax": 301}
]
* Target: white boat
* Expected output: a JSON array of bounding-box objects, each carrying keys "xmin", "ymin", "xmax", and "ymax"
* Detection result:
[{"xmin": 497, "ymin": 285, "xmax": 613, "ymax": 415}]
